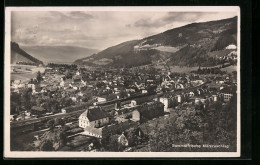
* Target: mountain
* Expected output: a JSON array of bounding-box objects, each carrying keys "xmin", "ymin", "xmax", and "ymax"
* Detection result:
[
  {"xmin": 74, "ymin": 16, "xmax": 237, "ymax": 67},
  {"xmin": 11, "ymin": 42, "xmax": 43, "ymax": 65},
  {"xmin": 21, "ymin": 46, "xmax": 99, "ymax": 64}
]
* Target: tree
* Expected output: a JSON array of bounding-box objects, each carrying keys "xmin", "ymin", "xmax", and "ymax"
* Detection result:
[
  {"xmin": 36, "ymin": 71, "xmax": 42, "ymax": 82},
  {"xmin": 195, "ymin": 101, "xmax": 204, "ymax": 110},
  {"xmin": 55, "ymin": 118, "xmax": 65, "ymax": 126},
  {"xmin": 21, "ymin": 89, "xmax": 32, "ymax": 110},
  {"xmin": 40, "ymin": 140, "xmax": 54, "ymax": 151},
  {"xmin": 47, "ymin": 119, "xmax": 55, "ymax": 130},
  {"xmin": 11, "ymin": 92, "xmax": 21, "ymax": 114}
]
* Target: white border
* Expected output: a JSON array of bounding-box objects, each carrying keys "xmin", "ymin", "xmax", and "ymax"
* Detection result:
[{"xmin": 4, "ymin": 6, "xmax": 241, "ymax": 158}]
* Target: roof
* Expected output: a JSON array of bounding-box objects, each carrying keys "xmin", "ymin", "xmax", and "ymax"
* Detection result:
[
  {"xmin": 81, "ymin": 107, "xmax": 107, "ymax": 121},
  {"xmin": 220, "ymin": 87, "xmax": 236, "ymax": 94},
  {"xmin": 117, "ymin": 107, "xmax": 135, "ymax": 115},
  {"xmin": 215, "ymin": 77, "xmax": 224, "ymax": 81}
]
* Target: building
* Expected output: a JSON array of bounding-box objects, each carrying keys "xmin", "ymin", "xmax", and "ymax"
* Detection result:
[
  {"xmin": 175, "ymin": 83, "xmax": 184, "ymax": 89},
  {"xmin": 115, "ymin": 100, "xmax": 139, "ymax": 123},
  {"xmin": 215, "ymin": 77, "xmax": 225, "ymax": 84},
  {"xmin": 159, "ymin": 97, "xmax": 170, "ymax": 112},
  {"xmin": 222, "ymin": 93, "xmax": 233, "ymax": 102},
  {"xmin": 72, "ymin": 75, "xmax": 82, "ymax": 83},
  {"xmin": 176, "ymin": 95, "xmax": 183, "ymax": 103},
  {"xmin": 220, "ymin": 87, "xmax": 235, "ymax": 102},
  {"xmin": 79, "ymin": 106, "xmax": 109, "ymax": 129},
  {"xmin": 212, "ymin": 94, "xmax": 218, "ymax": 102},
  {"xmin": 118, "ymin": 133, "xmax": 129, "ymax": 146},
  {"xmin": 195, "ymin": 96, "xmax": 207, "ymax": 104},
  {"xmin": 82, "ymin": 120, "xmax": 138, "ymax": 138},
  {"xmin": 27, "ymin": 82, "xmax": 41, "ymax": 93},
  {"xmin": 142, "ymin": 89, "xmax": 148, "ymax": 94},
  {"xmin": 97, "ymin": 97, "xmax": 107, "ymax": 103}
]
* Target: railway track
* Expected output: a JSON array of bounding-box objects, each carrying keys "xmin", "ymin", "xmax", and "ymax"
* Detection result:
[{"xmin": 11, "ymin": 109, "xmax": 85, "ymax": 128}]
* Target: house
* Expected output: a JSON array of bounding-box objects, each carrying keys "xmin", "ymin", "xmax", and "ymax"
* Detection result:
[
  {"xmin": 191, "ymin": 79, "xmax": 204, "ymax": 84},
  {"xmin": 11, "ymin": 80, "xmax": 25, "ymax": 89},
  {"xmin": 212, "ymin": 94, "xmax": 218, "ymax": 102},
  {"xmin": 79, "ymin": 106, "xmax": 109, "ymax": 129},
  {"xmin": 194, "ymin": 95, "xmax": 208, "ymax": 104},
  {"xmin": 72, "ymin": 75, "xmax": 82, "ymax": 83},
  {"xmin": 27, "ymin": 82, "xmax": 41, "ymax": 93},
  {"xmin": 175, "ymin": 95, "xmax": 183, "ymax": 103},
  {"xmin": 159, "ymin": 97, "xmax": 170, "ymax": 112},
  {"xmin": 82, "ymin": 120, "xmax": 138, "ymax": 138},
  {"xmin": 220, "ymin": 87, "xmax": 235, "ymax": 102},
  {"xmin": 115, "ymin": 103, "xmax": 138, "ymax": 123},
  {"xmin": 97, "ymin": 97, "xmax": 107, "ymax": 103},
  {"xmin": 76, "ymin": 70, "xmax": 81, "ymax": 76},
  {"xmin": 71, "ymin": 82, "xmax": 82, "ymax": 90},
  {"xmin": 175, "ymin": 83, "xmax": 184, "ymax": 89},
  {"xmin": 215, "ymin": 77, "xmax": 225, "ymax": 84},
  {"xmin": 115, "ymin": 110, "xmax": 132, "ymax": 123},
  {"xmin": 188, "ymin": 91, "xmax": 195, "ymax": 97},
  {"xmin": 118, "ymin": 133, "xmax": 129, "ymax": 146},
  {"xmin": 142, "ymin": 89, "xmax": 148, "ymax": 94},
  {"xmin": 70, "ymin": 96, "xmax": 77, "ymax": 102}
]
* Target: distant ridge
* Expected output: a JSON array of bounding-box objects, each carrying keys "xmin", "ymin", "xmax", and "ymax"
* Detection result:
[
  {"xmin": 74, "ymin": 16, "xmax": 237, "ymax": 68},
  {"xmin": 11, "ymin": 42, "xmax": 43, "ymax": 65},
  {"xmin": 21, "ymin": 45, "xmax": 99, "ymax": 64}
]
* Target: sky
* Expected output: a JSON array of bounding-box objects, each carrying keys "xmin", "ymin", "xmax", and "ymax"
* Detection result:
[{"xmin": 11, "ymin": 11, "xmax": 237, "ymax": 50}]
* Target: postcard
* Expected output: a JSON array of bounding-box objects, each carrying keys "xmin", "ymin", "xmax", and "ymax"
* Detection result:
[{"xmin": 4, "ymin": 6, "xmax": 240, "ymax": 158}]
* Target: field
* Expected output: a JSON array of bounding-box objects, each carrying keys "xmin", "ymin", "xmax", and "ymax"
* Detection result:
[
  {"xmin": 11, "ymin": 64, "xmax": 46, "ymax": 81},
  {"xmin": 153, "ymin": 46, "xmax": 179, "ymax": 53},
  {"xmin": 207, "ymin": 49, "xmax": 234, "ymax": 58},
  {"xmin": 154, "ymin": 64, "xmax": 199, "ymax": 73},
  {"xmin": 221, "ymin": 65, "xmax": 237, "ymax": 73}
]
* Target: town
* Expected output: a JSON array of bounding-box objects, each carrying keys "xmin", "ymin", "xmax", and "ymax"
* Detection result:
[{"xmin": 10, "ymin": 62, "xmax": 237, "ymax": 152}]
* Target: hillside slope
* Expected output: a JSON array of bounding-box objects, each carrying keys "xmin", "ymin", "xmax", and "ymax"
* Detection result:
[
  {"xmin": 11, "ymin": 42, "xmax": 43, "ymax": 65},
  {"xmin": 74, "ymin": 16, "xmax": 237, "ymax": 67},
  {"xmin": 22, "ymin": 45, "xmax": 99, "ymax": 64}
]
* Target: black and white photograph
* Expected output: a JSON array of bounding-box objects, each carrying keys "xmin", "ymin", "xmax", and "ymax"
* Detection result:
[{"xmin": 4, "ymin": 6, "xmax": 240, "ymax": 158}]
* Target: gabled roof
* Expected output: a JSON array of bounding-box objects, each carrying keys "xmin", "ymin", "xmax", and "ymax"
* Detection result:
[
  {"xmin": 220, "ymin": 87, "xmax": 236, "ymax": 94},
  {"xmin": 81, "ymin": 107, "xmax": 107, "ymax": 121}
]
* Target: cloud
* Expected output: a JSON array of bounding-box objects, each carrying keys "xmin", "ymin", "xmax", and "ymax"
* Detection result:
[
  {"xmin": 163, "ymin": 12, "xmax": 204, "ymax": 22},
  {"xmin": 133, "ymin": 13, "xmax": 196, "ymax": 28},
  {"xmin": 11, "ymin": 11, "xmax": 237, "ymax": 49},
  {"xmin": 133, "ymin": 12, "xmax": 236, "ymax": 29},
  {"xmin": 70, "ymin": 11, "xmax": 94, "ymax": 19},
  {"xmin": 46, "ymin": 11, "xmax": 94, "ymax": 22},
  {"xmin": 125, "ymin": 24, "xmax": 131, "ymax": 28},
  {"xmin": 134, "ymin": 18, "xmax": 159, "ymax": 27}
]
